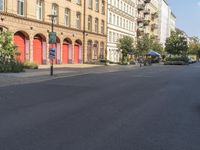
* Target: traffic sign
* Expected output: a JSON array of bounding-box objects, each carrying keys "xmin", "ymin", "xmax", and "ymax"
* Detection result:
[
  {"xmin": 49, "ymin": 48, "xmax": 56, "ymax": 59},
  {"xmin": 49, "ymin": 32, "xmax": 56, "ymax": 44}
]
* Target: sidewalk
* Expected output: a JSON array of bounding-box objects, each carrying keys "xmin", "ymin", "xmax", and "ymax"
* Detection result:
[{"xmin": 0, "ymin": 64, "xmax": 140, "ymax": 87}]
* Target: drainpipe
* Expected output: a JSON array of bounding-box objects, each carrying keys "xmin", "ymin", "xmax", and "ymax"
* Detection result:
[{"xmin": 83, "ymin": 0, "xmax": 86, "ymax": 64}]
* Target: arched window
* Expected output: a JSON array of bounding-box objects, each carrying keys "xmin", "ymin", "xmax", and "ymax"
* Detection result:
[
  {"xmin": 87, "ymin": 40, "xmax": 92, "ymax": 61},
  {"xmin": 36, "ymin": 0, "xmax": 43, "ymax": 20},
  {"xmin": 100, "ymin": 42, "xmax": 104, "ymax": 59},
  {"xmin": 65, "ymin": 8, "xmax": 70, "ymax": 27}
]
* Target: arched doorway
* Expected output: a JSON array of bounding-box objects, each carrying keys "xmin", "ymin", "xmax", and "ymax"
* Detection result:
[
  {"xmin": 14, "ymin": 31, "xmax": 29, "ymax": 62},
  {"xmin": 100, "ymin": 42, "xmax": 104, "ymax": 59},
  {"xmin": 93, "ymin": 41, "xmax": 98, "ymax": 60},
  {"xmin": 62, "ymin": 38, "xmax": 72, "ymax": 64},
  {"xmin": 33, "ymin": 34, "xmax": 46, "ymax": 64},
  {"xmin": 87, "ymin": 40, "xmax": 92, "ymax": 62},
  {"xmin": 74, "ymin": 39, "xmax": 82, "ymax": 64}
]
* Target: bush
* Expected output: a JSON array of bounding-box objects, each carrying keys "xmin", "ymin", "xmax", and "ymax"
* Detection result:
[
  {"xmin": 165, "ymin": 56, "xmax": 189, "ymax": 63},
  {"xmin": 164, "ymin": 61, "xmax": 188, "ymax": 65},
  {"xmin": 23, "ymin": 61, "xmax": 38, "ymax": 69},
  {"xmin": 0, "ymin": 61, "xmax": 24, "ymax": 73}
]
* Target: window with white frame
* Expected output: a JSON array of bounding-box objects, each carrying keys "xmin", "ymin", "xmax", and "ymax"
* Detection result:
[
  {"xmin": 88, "ymin": 0, "xmax": 93, "ymax": 9},
  {"xmin": 0, "ymin": 0, "xmax": 4, "ymax": 11},
  {"xmin": 52, "ymin": 3, "xmax": 58, "ymax": 24},
  {"xmin": 17, "ymin": 0, "xmax": 25, "ymax": 16},
  {"xmin": 76, "ymin": 0, "xmax": 81, "ymax": 5},
  {"xmin": 101, "ymin": 20, "xmax": 104, "ymax": 34},
  {"xmin": 88, "ymin": 15, "xmax": 92, "ymax": 31},
  {"xmin": 95, "ymin": 0, "xmax": 99, "ymax": 11},
  {"xmin": 76, "ymin": 12, "xmax": 81, "ymax": 29},
  {"xmin": 36, "ymin": 0, "xmax": 43, "ymax": 20},
  {"xmin": 65, "ymin": 8, "xmax": 70, "ymax": 27},
  {"xmin": 95, "ymin": 18, "xmax": 99, "ymax": 33},
  {"xmin": 101, "ymin": 0, "xmax": 105, "ymax": 14}
]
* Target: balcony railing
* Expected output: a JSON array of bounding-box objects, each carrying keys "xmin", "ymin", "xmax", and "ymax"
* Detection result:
[
  {"xmin": 137, "ymin": 17, "xmax": 144, "ymax": 23},
  {"xmin": 144, "ymin": 8, "xmax": 150, "ymax": 15},
  {"xmin": 151, "ymin": 12, "xmax": 159, "ymax": 19},
  {"xmin": 151, "ymin": 23, "xmax": 158, "ymax": 30},
  {"xmin": 138, "ymin": 4, "xmax": 145, "ymax": 11},
  {"xmin": 137, "ymin": 29, "xmax": 144, "ymax": 36},
  {"xmin": 144, "ymin": 19, "xmax": 150, "ymax": 26},
  {"xmin": 144, "ymin": 0, "xmax": 151, "ymax": 3}
]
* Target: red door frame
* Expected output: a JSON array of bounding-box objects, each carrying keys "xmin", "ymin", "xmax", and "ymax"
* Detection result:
[
  {"xmin": 14, "ymin": 33, "xmax": 26, "ymax": 62},
  {"xmin": 33, "ymin": 35, "xmax": 43, "ymax": 64},
  {"xmin": 62, "ymin": 43, "xmax": 69, "ymax": 64}
]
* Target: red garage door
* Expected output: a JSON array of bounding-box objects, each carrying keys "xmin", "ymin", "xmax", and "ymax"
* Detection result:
[
  {"xmin": 14, "ymin": 33, "xmax": 25, "ymax": 62},
  {"xmin": 62, "ymin": 43, "xmax": 69, "ymax": 64},
  {"xmin": 33, "ymin": 36, "xmax": 43, "ymax": 64},
  {"xmin": 74, "ymin": 45, "xmax": 79, "ymax": 64}
]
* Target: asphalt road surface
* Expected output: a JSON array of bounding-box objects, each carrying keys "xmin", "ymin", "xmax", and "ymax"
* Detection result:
[{"xmin": 1, "ymin": 63, "xmax": 200, "ymax": 150}]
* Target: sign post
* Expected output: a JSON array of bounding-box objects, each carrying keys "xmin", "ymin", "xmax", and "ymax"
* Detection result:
[{"xmin": 48, "ymin": 14, "xmax": 57, "ymax": 76}]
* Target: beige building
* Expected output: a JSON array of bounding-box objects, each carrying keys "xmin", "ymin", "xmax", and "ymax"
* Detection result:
[
  {"xmin": 148, "ymin": 0, "xmax": 159, "ymax": 39},
  {"xmin": 0, "ymin": 0, "xmax": 107, "ymax": 65},
  {"xmin": 137, "ymin": 0, "xmax": 159, "ymax": 40}
]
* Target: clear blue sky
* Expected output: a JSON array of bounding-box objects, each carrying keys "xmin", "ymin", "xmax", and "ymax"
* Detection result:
[{"xmin": 168, "ymin": 0, "xmax": 200, "ymax": 38}]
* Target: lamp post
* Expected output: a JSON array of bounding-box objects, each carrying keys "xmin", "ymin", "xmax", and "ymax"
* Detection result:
[{"xmin": 48, "ymin": 14, "xmax": 57, "ymax": 76}]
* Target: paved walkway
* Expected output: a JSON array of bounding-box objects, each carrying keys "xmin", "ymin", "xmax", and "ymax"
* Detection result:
[{"xmin": 0, "ymin": 64, "xmax": 140, "ymax": 87}]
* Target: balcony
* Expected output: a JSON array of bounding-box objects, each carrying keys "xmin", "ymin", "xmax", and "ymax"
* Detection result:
[
  {"xmin": 144, "ymin": 0, "xmax": 151, "ymax": 3},
  {"xmin": 144, "ymin": 19, "xmax": 150, "ymax": 26},
  {"xmin": 138, "ymin": 4, "xmax": 145, "ymax": 11},
  {"xmin": 137, "ymin": 17, "xmax": 144, "ymax": 23},
  {"xmin": 144, "ymin": 8, "xmax": 150, "ymax": 15},
  {"xmin": 151, "ymin": 23, "xmax": 158, "ymax": 30},
  {"xmin": 137, "ymin": 29, "xmax": 144, "ymax": 36},
  {"xmin": 151, "ymin": 12, "xmax": 159, "ymax": 19}
]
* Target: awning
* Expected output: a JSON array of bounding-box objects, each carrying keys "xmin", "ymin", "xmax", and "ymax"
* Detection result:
[{"xmin": 147, "ymin": 50, "xmax": 161, "ymax": 57}]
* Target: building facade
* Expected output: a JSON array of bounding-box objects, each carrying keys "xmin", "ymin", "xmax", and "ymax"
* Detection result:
[
  {"xmin": 0, "ymin": 0, "xmax": 107, "ymax": 65},
  {"xmin": 107, "ymin": 0, "xmax": 137, "ymax": 63},
  {"xmin": 159, "ymin": 0, "xmax": 170, "ymax": 46}
]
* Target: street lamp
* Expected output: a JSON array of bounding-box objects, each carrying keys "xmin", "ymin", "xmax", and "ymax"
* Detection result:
[{"xmin": 48, "ymin": 14, "xmax": 57, "ymax": 76}]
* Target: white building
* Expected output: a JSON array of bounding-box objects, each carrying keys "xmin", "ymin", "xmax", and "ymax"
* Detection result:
[
  {"xmin": 159, "ymin": 0, "xmax": 170, "ymax": 46},
  {"xmin": 107, "ymin": 0, "xmax": 137, "ymax": 63},
  {"xmin": 169, "ymin": 11, "xmax": 176, "ymax": 33}
]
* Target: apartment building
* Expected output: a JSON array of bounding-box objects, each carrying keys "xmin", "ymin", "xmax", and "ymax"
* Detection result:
[
  {"xmin": 137, "ymin": 0, "xmax": 151, "ymax": 38},
  {"xmin": 148, "ymin": 0, "xmax": 160, "ymax": 39},
  {"xmin": 0, "ymin": 0, "xmax": 107, "ymax": 65},
  {"xmin": 159, "ymin": 0, "xmax": 170, "ymax": 46},
  {"xmin": 107, "ymin": 0, "xmax": 137, "ymax": 63}
]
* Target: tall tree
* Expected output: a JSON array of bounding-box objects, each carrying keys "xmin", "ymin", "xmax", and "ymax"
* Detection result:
[
  {"xmin": 165, "ymin": 31, "xmax": 188, "ymax": 56},
  {"xmin": 117, "ymin": 36, "xmax": 134, "ymax": 64}
]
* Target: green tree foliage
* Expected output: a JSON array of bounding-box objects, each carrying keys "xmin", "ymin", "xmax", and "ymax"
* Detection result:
[
  {"xmin": 0, "ymin": 31, "xmax": 24, "ymax": 72},
  {"xmin": 0, "ymin": 31, "xmax": 18, "ymax": 63},
  {"xmin": 136, "ymin": 35, "xmax": 163, "ymax": 56},
  {"xmin": 165, "ymin": 31, "xmax": 188, "ymax": 56},
  {"xmin": 188, "ymin": 37, "xmax": 200, "ymax": 57},
  {"xmin": 136, "ymin": 35, "xmax": 150, "ymax": 55},
  {"xmin": 117, "ymin": 36, "xmax": 134, "ymax": 64}
]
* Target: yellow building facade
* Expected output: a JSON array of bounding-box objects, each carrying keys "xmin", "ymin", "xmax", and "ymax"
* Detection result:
[{"xmin": 0, "ymin": 0, "xmax": 107, "ymax": 64}]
